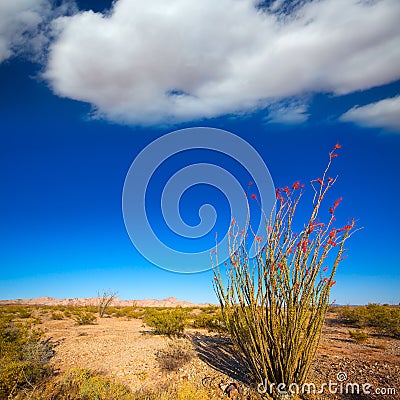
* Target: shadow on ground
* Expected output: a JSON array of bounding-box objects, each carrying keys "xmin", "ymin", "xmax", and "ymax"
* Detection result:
[{"xmin": 188, "ymin": 333, "xmax": 251, "ymax": 384}]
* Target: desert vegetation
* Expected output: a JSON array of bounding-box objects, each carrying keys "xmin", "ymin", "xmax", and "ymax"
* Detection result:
[
  {"xmin": 1, "ymin": 148, "xmax": 398, "ymax": 400},
  {"xmin": 339, "ymin": 303, "xmax": 400, "ymax": 338},
  {"xmin": 213, "ymin": 145, "xmax": 359, "ymax": 399},
  {"xmin": 0, "ymin": 302, "xmax": 399, "ymax": 399}
]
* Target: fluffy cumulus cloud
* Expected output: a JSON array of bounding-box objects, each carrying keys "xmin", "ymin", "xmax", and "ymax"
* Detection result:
[
  {"xmin": 44, "ymin": 0, "xmax": 400, "ymax": 125},
  {"xmin": 340, "ymin": 96, "xmax": 400, "ymax": 132},
  {"xmin": 0, "ymin": 0, "xmax": 51, "ymax": 62}
]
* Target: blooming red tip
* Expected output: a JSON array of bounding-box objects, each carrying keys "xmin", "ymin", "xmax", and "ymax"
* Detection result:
[
  {"xmin": 292, "ymin": 181, "xmax": 301, "ymax": 190},
  {"xmin": 333, "ymin": 197, "xmax": 343, "ymax": 209},
  {"xmin": 251, "ymin": 194, "xmax": 257, "ymax": 200}
]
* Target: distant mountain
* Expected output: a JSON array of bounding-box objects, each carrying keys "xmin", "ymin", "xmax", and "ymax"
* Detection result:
[{"xmin": 0, "ymin": 296, "xmax": 213, "ymax": 308}]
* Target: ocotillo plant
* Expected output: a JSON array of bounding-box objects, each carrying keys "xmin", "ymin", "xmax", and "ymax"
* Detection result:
[{"xmin": 213, "ymin": 145, "xmax": 357, "ymax": 400}]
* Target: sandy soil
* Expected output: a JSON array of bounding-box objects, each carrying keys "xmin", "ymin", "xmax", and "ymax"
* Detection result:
[{"xmin": 40, "ymin": 312, "xmax": 400, "ymax": 399}]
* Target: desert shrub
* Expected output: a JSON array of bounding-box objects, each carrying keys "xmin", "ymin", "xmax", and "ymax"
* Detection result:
[
  {"xmin": 349, "ymin": 329, "xmax": 369, "ymax": 344},
  {"xmin": 74, "ymin": 312, "xmax": 96, "ymax": 326},
  {"xmin": 201, "ymin": 305, "xmax": 220, "ymax": 314},
  {"xmin": 133, "ymin": 380, "xmax": 231, "ymax": 400},
  {"xmin": 107, "ymin": 306, "xmax": 145, "ymax": 319},
  {"xmin": 155, "ymin": 340, "xmax": 194, "ymax": 372},
  {"xmin": 17, "ymin": 309, "xmax": 33, "ymax": 319},
  {"xmin": 97, "ymin": 290, "xmax": 118, "ymax": 318},
  {"xmin": 50, "ymin": 311, "xmax": 64, "ymax": 320},
  {"xmin": 0, "ymin": 320, "xmax": 54, "ymax": 398},
  {"xmin": 213, "ymin": 145, "xmax": 357, "ymax": 400},
  {"xmin": 129, "ymin": 308, "xmax": 146, "ymax": 319},
  {"xmin": 339, "ymin": 304, "xmax": 400, "ymax": 338},
  {"xmin": 16, "ymin": 368, "xmax": 133, "ymax": 400},
  {"xmin": 143, "ymin": 308, "xmax": 188, "ymax": 337},
  {"xmin": 0, "ymin": 306, "xmax": 34, "ymax": 321},
  {"xmin": 14, "ymin": 368, "xmax": 253, "ymax": 400},
  {"xmin": 192, "ymin": 310, "xmax": 227, "ymax": 333}
]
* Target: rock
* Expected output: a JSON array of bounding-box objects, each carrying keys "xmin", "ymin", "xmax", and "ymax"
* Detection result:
[{"xmin": 224, "ymin": 382, "xmax": 242, "ymax": 399}]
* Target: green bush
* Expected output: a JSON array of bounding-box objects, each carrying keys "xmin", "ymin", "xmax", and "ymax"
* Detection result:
[
  {"xmin": 106, "ymin": 306, "xmax": 145, "ymax": 319},
  {"xmin": 50, "ymin": 311, "xmax": 64, "ymax": 320},
  {"xmin": 349, "ymin": 329, "xmax": 369, "ymax": 344},
  {"xmin": 0, "ymin": 306, "xmax": 34, "ymax": 321},
  {"xmin": 13, "ymin": 368, "xmax": 236, "ymax": 400},
  {"xmin": 16, "ymin": 368, "xmax": 132, "ymax": 400},
  {"xmin": 74, "ymin": 313, "xmax": 97, "ymax": 326},
  {"xmin": 339, "ymin": 304, "xmax": 400, "ymax": 338},
  {"xmin": 143, "ymin": 308, "xmax": 188, "ymax": 337},
  {"xmin": 192, "ymin": 310, "xmax": 226, "ymax": 333},
  {"xmin": 0, "ymin": 320, "xmax": 54, "ymax": 398}
]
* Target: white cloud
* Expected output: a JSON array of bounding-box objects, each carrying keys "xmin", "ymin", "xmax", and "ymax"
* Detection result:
[
  {"xmin": 0, "ymin": 0, "xmax": 50, "ymax": 62},
  {"xmin": 340, "ymin": 96, "xmax": 400, "ymax": 132},
  {"xmin": 266, "ymin": 100, "xmax": 309, "ymax": 124},
  {"xmin": 0, "ymin": 0, "xmax": 75, "ymax": 63},
  {"xmin": 44, "ymin": 0, "xmax": 400, "ymax": 125}
]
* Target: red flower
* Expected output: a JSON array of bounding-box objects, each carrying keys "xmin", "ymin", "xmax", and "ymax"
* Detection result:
[
  {"xmin": 337, "ymin": 224, "xmax": 352, "ymax": 232},
  {"xmin": 294, "ymin": 283, "xmax": 299, "ymax": 290},
  {"xmin": 329, "ymin": 207, "xmax": 334, "ymax": 214},
  {"xmin": 328, "ymin": 240, "xmax": 337, "ymax": 246},
  {"xmin": 251, "ymin": 194, "xmax": 257, "ymax": 200},
  {"xmin": 329, "ymin": 229, "xmax": 336, "ymax": 239},
  {"xmin": 306, "ymin": 269, "xmax": 309, "ymax": 275},
  {"xmin": 323, "ymin": 267, "xmax": 328, "ymax": 272},
  {"xmin": 292, "ymin": 181, "xmax": 301, "ymax": 190},
  {"xmin": 330, "ymin": 280, "xmax": 336, "ymax": 287},
  {"xmin": 334, "ymin": 143, "xmax": 342, "ymax": 149},
  {"xmin": 316, "ymin": 178, "xmax": 324, "ymax": 186},
  {"xmin": 333, "ymin": 197, "xmax": 343, "ymax": 209},
  {"xmin": 282, "ymin": 186, "xmax": 290, "ymax": 194},
  {"xmin": 330, "ymin": 153, "xmax": 338, "ymax": 158},
  {"xmin": 328, "ymin": 177, "xmax": 333, "ymax": 183},
  {"xmin": 214, "ymin": 278, "xmax": 218, "ymax": 281},
  {"xmin": 323, "ymin": 277, "xmax": 328, "ymax": 282},
  {"xmin": 275, "ymin": 188, "xmax": 285, "ymax": 202},
  {"xmin": 231, "ymin": 218, "xmax": 235, "ymax": 225},
  {"xmin": 248, "ymin": 181, "xmax": 253, "ymax": 186}
]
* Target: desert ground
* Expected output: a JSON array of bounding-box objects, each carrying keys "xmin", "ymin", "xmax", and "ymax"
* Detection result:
[{"xmin": 1, "ymin": 302, "xmax": 399, "ymax": 399}]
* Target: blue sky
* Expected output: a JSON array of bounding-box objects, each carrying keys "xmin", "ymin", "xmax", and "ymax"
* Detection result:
[{"xmin": 0, "ymin": 0, "xmax": 399, "ymax": 304}]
